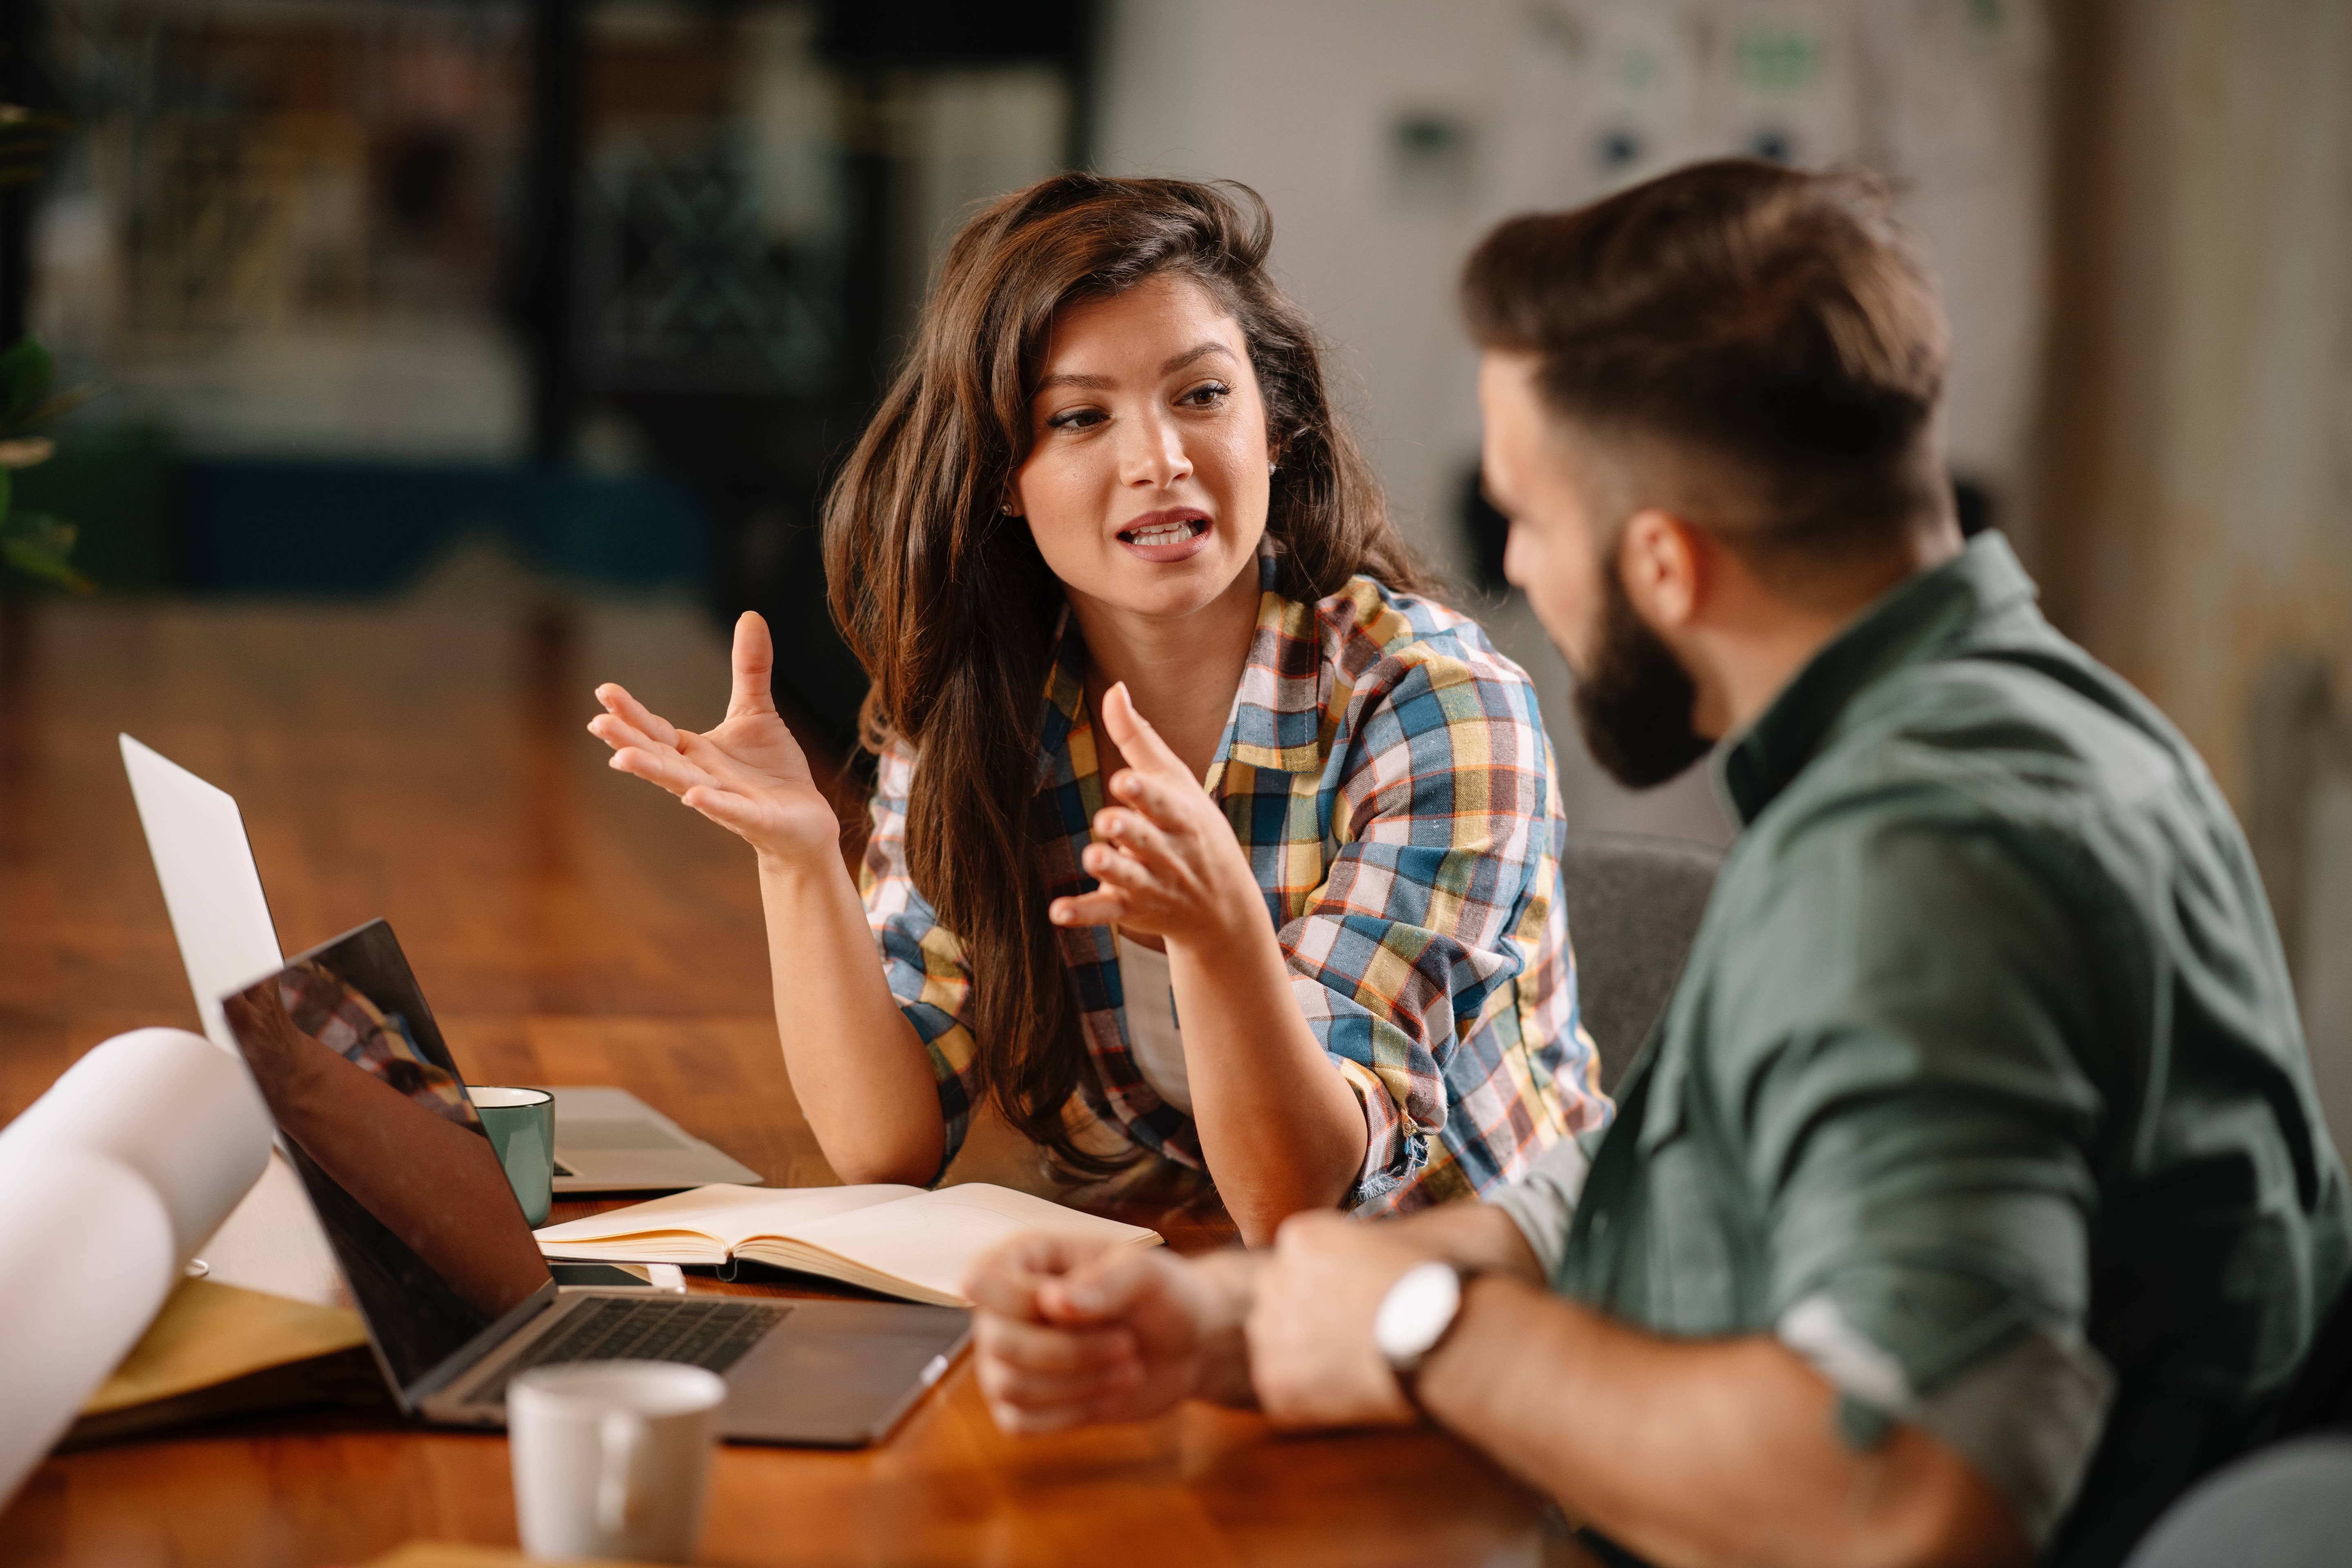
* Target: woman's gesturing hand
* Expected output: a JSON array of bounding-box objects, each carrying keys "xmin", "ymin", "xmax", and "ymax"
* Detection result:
[
  {"xmin": 587, "ymin": 611, "xmax": 841, "ymax": 865},
  {"xmin": 1050, "ymin": 682, "xmax": 1264, "ymax": 949}
]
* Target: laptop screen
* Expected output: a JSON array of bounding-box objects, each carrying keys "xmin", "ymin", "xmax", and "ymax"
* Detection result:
[{"xmin": 220, "ymin": 918, "xmax": 553, "ymax": 1398}]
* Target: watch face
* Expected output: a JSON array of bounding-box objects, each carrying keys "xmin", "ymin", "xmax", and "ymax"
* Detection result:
[{"xmin": 1375, "ymin": 1261, "xmax": 1463, "ymax": 1366}]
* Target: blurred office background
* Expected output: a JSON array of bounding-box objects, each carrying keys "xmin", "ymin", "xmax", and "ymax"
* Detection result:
[{"xmin": 2, "ymin": 0, "xmax": 2348, "ymax": 1129}]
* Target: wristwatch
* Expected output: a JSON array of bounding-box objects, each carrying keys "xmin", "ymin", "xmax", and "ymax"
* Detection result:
[{"xmin": 1374, "ymin": 1261, "xmax": 1474, "ymax": 1399}]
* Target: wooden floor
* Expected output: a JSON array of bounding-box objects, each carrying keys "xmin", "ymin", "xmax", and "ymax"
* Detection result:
[{"xmin": 0, "ymin": 577, "xmax": 1559, "ymax": 1567}]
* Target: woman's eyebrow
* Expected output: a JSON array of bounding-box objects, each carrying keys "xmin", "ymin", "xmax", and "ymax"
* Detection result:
[
  {"xmin": 1159, "ymin": 341, "xmax": 1234, "ymax": 375},
  {"xmin": 1033, "ymin": 342, "xmax": 1234, "ymax": 396}
]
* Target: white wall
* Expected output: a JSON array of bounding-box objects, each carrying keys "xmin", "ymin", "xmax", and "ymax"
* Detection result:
[
  {"xmin": 1096, "ymin": 0, "xmax": 1726, "ymax": 839},
  {"xmin": 1099, "ymin": 0, "xmax": 1510, "ymax": 567},
  {"xmin": 1094, "ymin": 0, "xmax": 2051, "ymax": 846}
]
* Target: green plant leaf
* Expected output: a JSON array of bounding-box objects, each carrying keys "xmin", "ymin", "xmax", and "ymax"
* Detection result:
[
  {"xmin": 1, "ymin": 507, "xmax": 90, "ymax": 592},
  {"xmin": 2, "ymin": 534, "xmax": 94, "ymax": 591},
  {"xmin": 0, "ymin": 338, "xmax": 53, "ymax": 422}
]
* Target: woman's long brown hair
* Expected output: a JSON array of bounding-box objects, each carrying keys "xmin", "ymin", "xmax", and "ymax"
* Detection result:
[{"xmin": 822, "ymin": 174, "xmax": 1426, "ymax": 1176}]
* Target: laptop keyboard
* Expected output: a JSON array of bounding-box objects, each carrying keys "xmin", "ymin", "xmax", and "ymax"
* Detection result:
[{"xmin": 467, "ymin": 1296, "xmax": 789, "ymax": 1407}]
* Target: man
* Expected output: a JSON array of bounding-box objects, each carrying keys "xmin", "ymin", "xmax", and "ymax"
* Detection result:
[{"xmin": 960, "ymin": 161, "xmax": 2350, "ymax": 1568}]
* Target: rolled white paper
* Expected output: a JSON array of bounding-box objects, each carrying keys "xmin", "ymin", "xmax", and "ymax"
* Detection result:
[
  {"xmin": 0, "ymin": 1026, "xmax": 272, "ymax": 1264},
  {"xmin": 0, "ymin": 1027, "xmax": 277, "ymax": 1508},
  {"xmin": 0, "ymin": 1147, "xmax": 178, "ymax": 1506}
]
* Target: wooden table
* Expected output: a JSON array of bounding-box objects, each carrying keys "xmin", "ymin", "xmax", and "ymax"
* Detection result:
[{"xmin": 0, "ymin": 584, "xmax": 1560, "ymax": 1566}]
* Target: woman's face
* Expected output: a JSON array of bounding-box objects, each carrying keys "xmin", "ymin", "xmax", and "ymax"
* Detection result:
[{"xmin": 1012, "ymin": 273, "xmax": 1272, "ymax": 622}]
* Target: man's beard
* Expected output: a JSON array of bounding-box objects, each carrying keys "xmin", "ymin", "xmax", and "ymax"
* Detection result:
[{"xmin": 1569, "ymin": 564, "xmax": 1712, "ymax": 789}]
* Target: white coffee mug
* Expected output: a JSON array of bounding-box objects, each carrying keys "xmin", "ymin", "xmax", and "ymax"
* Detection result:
[{"xmin": 510, "ymin": 1361, "xmax": 725, "ymax": 1562}]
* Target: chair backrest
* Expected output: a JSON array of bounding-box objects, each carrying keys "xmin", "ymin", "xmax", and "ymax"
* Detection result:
[
  {"xmin": 2123, "ymin": 1434, "xmax": 2352, "ymax": 1568},
  {"xmin": 1556, "ymin": 830, "xmax": 1723, "ymax": 1096}
]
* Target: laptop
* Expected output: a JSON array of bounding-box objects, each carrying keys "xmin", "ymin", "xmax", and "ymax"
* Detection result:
[
  {"xmin": 120, "ymin": 733, "xmax": 762, "ymax": 1192},
  {"xmin": 220, "ymin": 918, "xmax": 969, "ymax": 1445}
]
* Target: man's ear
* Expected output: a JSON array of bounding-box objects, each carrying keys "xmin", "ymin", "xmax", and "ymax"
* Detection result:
[{"xmin": 1617, "ymin": 508, "xmax": 1707, "ymax": 630}]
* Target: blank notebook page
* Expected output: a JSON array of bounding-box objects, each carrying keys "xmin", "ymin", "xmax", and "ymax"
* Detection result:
[{"xmin": 786, "ymin": 1186, "xmax": 1157, "ymax": 1303}]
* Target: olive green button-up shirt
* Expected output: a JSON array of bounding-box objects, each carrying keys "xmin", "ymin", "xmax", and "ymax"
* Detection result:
[{"xmin": 1495, "ymin": 534, "xmax": 2349, "ymax": 1567}]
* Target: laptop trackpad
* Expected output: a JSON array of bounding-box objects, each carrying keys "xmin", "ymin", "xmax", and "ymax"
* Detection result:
[{"xmin": 719, "ymin": 1302, "xmax": 969, "ymax": 1447}]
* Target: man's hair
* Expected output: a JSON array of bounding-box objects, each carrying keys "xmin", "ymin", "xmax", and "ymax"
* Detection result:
[{"xmin": 1461, "ymin": 159, "xmax": 1951, "ymax": 566}]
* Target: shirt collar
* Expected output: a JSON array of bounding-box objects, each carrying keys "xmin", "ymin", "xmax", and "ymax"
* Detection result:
[
  {"xmin": 1037, "ymin": 540, "xmax": 1325, "ymax": 786},
  {"xmin": 1713, "ymin": 532, "xmax": 2042, "ymax": 827}
]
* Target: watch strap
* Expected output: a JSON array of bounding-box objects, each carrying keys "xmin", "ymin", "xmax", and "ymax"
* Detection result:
[{"xmin": 1386, "ymin": 1263, "xmax": 1478, "ymax": 1408}]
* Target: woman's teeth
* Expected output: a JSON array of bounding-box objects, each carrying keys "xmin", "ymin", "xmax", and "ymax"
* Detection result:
[{"xmin": 1126, "ymin": 520, "xmax": 1204, "ymax": 545}]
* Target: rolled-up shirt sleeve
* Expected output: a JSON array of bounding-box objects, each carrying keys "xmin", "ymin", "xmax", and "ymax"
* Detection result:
[
  {"xmin": 857, "ymin": 739, "xmax": 980, "ymax": 1179},
  {"xmin": 1278, "ymin": 650, "xmax": 1599, "ymax": 1206},
  {"xmin": 1487, "ymin": 1131, "xmax": 1595, "ymax": 1278},
  {"xmin": 1725, "ymin": 819, "xmax": 2116, "ymax": 1543}
]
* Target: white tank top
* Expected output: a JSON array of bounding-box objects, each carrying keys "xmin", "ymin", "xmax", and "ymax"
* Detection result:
[{"xmin": 1115, "ymin": 934, "xmax": 1194, "ymax": 1115}]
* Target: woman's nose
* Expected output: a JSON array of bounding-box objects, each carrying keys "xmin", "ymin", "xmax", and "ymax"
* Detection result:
[{"xmin": 1119, "ymin": 410, "xmax": 1192, "ymax": 488}]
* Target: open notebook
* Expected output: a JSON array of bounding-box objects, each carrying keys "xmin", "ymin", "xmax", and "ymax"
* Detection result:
[{"xmin": 531, "ymin": 1183, "xmax": 1162, "ymax": 1308}]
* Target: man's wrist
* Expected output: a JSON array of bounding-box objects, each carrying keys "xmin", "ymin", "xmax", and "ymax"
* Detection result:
[
  {"xmin": 1376, "ymin": 1260, "xmax": 1480, "ymax": 1409},
  {"xmin": 1410, "ymin": 1271, "xmax": 1544, "ymax": 1433}
]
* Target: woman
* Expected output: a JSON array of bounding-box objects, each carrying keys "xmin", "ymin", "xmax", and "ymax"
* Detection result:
[{"xmin": 588, "ymin": 175, "xmax": 1606, "ymax": 1243}]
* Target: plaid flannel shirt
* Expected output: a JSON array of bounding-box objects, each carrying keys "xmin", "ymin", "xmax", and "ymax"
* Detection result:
[{"xmin": 858, "ymin": 556, "xmax": 1610, "ymax": 1212}]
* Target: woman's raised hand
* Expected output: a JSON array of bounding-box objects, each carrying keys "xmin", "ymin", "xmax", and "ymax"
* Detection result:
[
  {"xmin": 1049, "ymin": 682, "xmax": 1264, "ymax": 948},
  {"xmin": 588, "ymin": 611, "xmax": 841, "ymax": 864}
]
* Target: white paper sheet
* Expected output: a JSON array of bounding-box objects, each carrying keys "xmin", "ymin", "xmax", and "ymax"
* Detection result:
[{"xmin": 195, "ymin": 1148, "xmax": 349, "ymax": 1310}]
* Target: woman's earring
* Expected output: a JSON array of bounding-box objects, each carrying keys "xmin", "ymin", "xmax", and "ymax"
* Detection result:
[{"xmin": 1000, "ymin": 501, "xmax": 1018, "ymax": 516}]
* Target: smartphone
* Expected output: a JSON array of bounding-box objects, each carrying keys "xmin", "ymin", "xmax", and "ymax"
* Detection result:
[{"xmin": 549, "ymin": 1261, "xmax": 687, "ymax": 1292}]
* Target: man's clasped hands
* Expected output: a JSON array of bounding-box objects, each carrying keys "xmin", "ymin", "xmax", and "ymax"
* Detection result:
[{"xmin": 967, "ymin": 1212, "xmax": 1499, "ymax": 1434}]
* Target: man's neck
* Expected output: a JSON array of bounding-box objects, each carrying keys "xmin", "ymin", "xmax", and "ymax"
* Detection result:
[
  {"xmin": 1693, "ymin": 521, "xmax": 1965, "ymax": 740},
  {"xmin": 1068, "ymin": 557, "xmax": 1263, "ymax": 784}
]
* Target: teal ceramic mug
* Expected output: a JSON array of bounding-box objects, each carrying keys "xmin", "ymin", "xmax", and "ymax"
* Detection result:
[{"xmin": 470, "ymin": 1085, "xmax": 556, "ymax": 1228}]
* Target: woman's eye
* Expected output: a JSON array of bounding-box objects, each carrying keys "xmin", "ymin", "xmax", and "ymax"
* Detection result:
[
  {"xmin": 1179, "ymin": 382, "xmax": 1232, "ymax": 408},
  {"xmin": 1046, "ymin": 407, "xmax": 1106, "ymax": 431}
]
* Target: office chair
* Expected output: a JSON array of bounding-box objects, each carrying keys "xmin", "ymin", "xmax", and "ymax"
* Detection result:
[
  {"xmin": 1555, "ymin": 829, "xmax": 1723, "ymax": 1097},
  {"xmin": 2124, "ymin": 1432, "xmax": 2352, "ymax": 1568}
]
